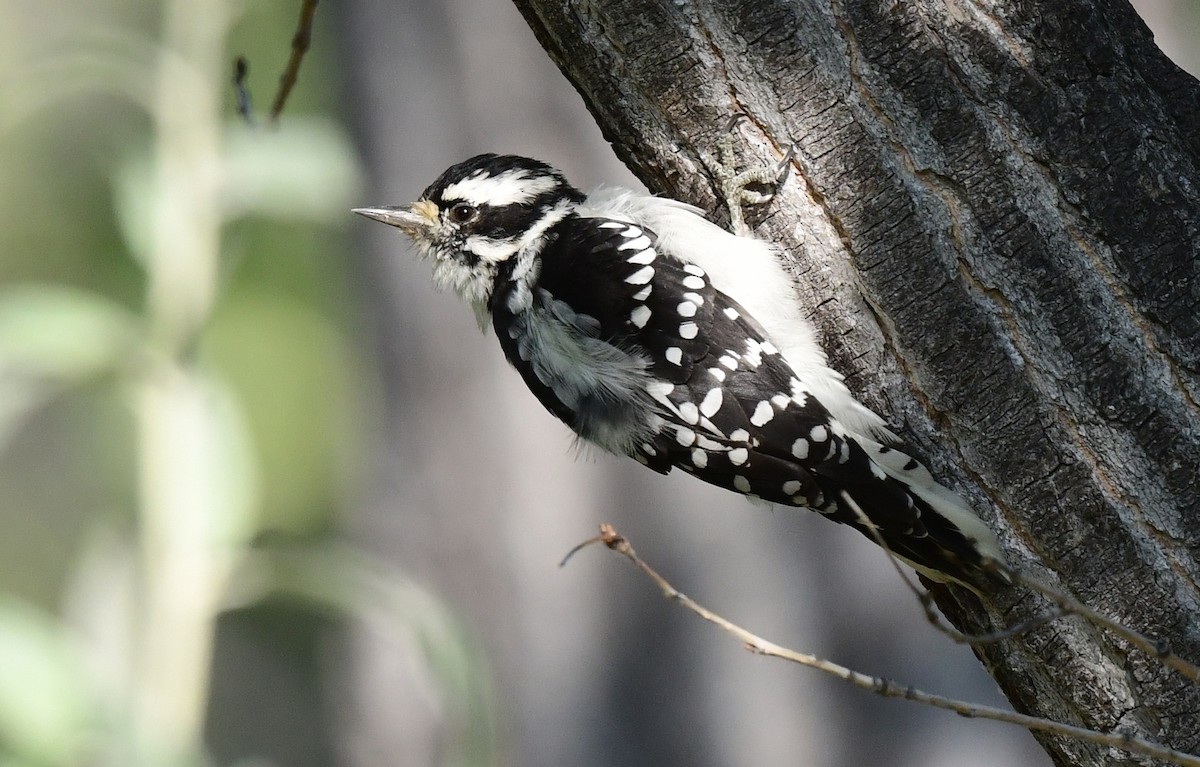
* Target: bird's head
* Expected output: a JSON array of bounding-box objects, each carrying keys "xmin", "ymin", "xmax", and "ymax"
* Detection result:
[{"xmin": 355, "ymin": 154, "xmax": 585, "ymax": 320}]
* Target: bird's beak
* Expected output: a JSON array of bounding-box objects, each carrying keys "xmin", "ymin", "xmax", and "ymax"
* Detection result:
[{"xmin": 352, "ymin": 199, "xmax": 439, "ymax": 235}]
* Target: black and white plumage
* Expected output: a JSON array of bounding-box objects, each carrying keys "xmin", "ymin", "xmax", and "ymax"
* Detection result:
[{"xmin": 355, "ymin": 153, "xmax": 1008, "ymax": 590}]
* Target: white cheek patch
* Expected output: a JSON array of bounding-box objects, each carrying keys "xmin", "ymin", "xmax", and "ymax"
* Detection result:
[
  {"xmin": 444, "ymin": 171, "xmax": 560, "ymax": 207},
  {"xmin": 465, "ymin": 235, "xmax": 519, "ymax": 263}
]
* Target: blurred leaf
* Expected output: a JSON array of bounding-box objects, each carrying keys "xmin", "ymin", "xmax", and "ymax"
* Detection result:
[
  {"xmin": 220, "ymin": 117, "xmax": 362, "ymax": 224},
  {"xmin": 0, "ymin": 598, "xmax": 97, "ymax": 765},
  {"xmin": 0, "ymin": 285, "xmax": 137, "ymax": 380},
  {"xmin": 0, "ymin": 285, "xmax": 138, "ymax": 448},
  {"xmin": 113, "ymin": 118, "xmax": 361, "ymax": 269},
  {"xmin": 109, "ymin": 151, "xmax": 155, "ymax": 269}
]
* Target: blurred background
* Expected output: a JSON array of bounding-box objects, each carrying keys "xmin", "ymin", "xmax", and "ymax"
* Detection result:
[{"xmin": 0, "ymin": 1, "xmax": 1195, "ymax": 765}]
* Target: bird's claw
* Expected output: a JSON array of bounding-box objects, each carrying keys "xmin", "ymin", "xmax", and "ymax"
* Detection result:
[{"xmin": 710, "ymin": 115, "xmax": 794, "ymax": 235}]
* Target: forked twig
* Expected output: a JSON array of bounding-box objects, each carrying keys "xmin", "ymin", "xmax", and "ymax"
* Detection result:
[
  {"xmin": 837, "ymin": 491, "xmax": 1200, "ymax": 684},
  {"xmin": 570, "ymin": 524, "xmax": 1200, "ymax": 767},
  {"xmin": 232, "ymin": 0, "xmax": 319, "ymax": 126},
  {"xmin": 1013, "ymin": 570, "xmax": 1200, "ymax": 684},
  {"xmin": 838, "ymin": 491, "xmax": 1063, "ymax": 645}
]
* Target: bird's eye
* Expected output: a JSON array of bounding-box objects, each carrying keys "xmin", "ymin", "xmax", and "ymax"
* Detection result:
[{"xmin": 448, "ymin": 203, "xmax": 477, "ymax": 223}]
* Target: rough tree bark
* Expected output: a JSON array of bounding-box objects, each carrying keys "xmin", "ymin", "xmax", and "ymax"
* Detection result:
[{"xmin": 509, "ymin": 1, "xmax": 1200, "ymax": 764}]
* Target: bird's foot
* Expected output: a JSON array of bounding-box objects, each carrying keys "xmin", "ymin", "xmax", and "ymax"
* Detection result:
[{"xmin": 710, "ymin": 114, "xmax": 794, "ymax": 235}]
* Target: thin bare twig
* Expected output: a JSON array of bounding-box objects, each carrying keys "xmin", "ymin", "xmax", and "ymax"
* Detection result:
[
  {"xmin": 269, "ymin": 0, "xmax": 318, "ymax": 125},
  {"xmin": 573, "ymin": 524, "xmax": 1200, "ymax": 767},
  {"xmin": 838, "ymin": 492, "xmax": 1200, "ymax": 684},
  {"xmin": 837, "ymin": 491, "xmax": 1063, "ymax": 646},
  {"xmin": 231, "ymin": 0, "xmax": 318, "ymax": 127},
  {"xmin": 1013, "ymin": 570, "xmax": 1200, "ymax": 684},
  {"xmin": 910, "ymin": 589, "xmax": 1062, "ymax": 645}
]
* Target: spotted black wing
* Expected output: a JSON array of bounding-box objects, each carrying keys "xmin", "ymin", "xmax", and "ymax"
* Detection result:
[
  {"xmin": 495, "ymin": 215, "xmax": 985, "ymax": 577},
  {"xmin": 490, "ymin": 215, "xmax": 703, "ymax": 460},
  {"xmin": 525, "ymin": 216, "xmax": 717, "ymax": 388}
]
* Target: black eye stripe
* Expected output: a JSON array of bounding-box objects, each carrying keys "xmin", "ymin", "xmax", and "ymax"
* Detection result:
[
  {"xmin": 457, "ymin": 191, "xmax": 569, "ymax": 238},
  {"xmin": 475, "ymin": 205, "xmax": 542, "ymax": 237}
]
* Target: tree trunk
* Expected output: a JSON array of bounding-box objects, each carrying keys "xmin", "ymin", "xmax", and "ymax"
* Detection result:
[{"xmin": 510, "ymin": 0, "xmax": 1200, "ymax": 763}]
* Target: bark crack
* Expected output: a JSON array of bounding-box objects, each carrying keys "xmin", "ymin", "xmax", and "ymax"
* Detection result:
[{"xmin": 953, "ymin": 258, "xmax": 1197, "ymax": 598}]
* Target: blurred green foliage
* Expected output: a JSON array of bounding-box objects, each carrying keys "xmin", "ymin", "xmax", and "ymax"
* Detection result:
[{"xmin": 0, "ymin": 2, "xmax": 501, "ymax": 766}]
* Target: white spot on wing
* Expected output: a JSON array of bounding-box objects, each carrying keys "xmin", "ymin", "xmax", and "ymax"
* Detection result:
[
  {"xmin": 723, "ymin": 306, "xmax": 740, "ymax": 321},
  {"xmin": 646, "ymin": 380, "xmax": 674, "ymax": 400},
  {"xmin": 691, "ymin": 448, "xmax": 708, "ymax": 468},
  {"xmin": 677, "ymin": 301, "xmax": 697, "ymax": 317},
  {"xmin": 619, "ymin": 235, "xmax": 653, "ymax": 253},
  {"xmin": 678, "ymin": 402, "xmax": 700, "ymax": 424},
  {"xmin": 683, "ymin": 292, "xmax": 704, "ymax": 306},
  {"xmin": 696, "ymin": 435, "xmax": 725, "ymax": 451},
  {"xmin": 733, "ymin": 475, "xmax": 752, "ymax": 492},
  {"xmin": 782, "ymin": 480, "xmax": 802, "ymax": 495},
  {"xmin": 632, "ymin": 284, "xmax": 653, "ymax": 301},
  {"xmin": 625, "ymin": 248, "xmax": 657, "ymax": 265},
  {"xmin": 683, "ymin": 264, "xmax": 705, "ymax": 276},
  {"xmin": 630, "ymin": 305, "xmax": 652, "ymax": 328},
  {"xmin": 700, "ymin": 388, "xmax": 723, "ymax": 417},
  {"xmin": 625, "ymin": 265, "xmax": 654, "ymax": 285},
  {"xmin": 679, "ymin": 322, "xmax": 698, "ymax": 339},
  {"xmin": 750, "ymin": 401, "xmax": 774, "ymax": 426},
  {"xmin": 792, "ymin": 438, "xmax": 809, "ymax": 459},
  {"xmin": 810, "ymin": 424, "xmax": 829, "ymax": 442},
  {"xmin": 729, "ymin": 448, "xmax": 748, "ymax": 466},
  {"xmin": 708, "ymin": 367, "xmax": 726, "ymax": 382},
  {"xmin": 742, "ymin": 339, "xmax": 763, "ymax": 367},
  {"xmin": 675, "ymin": 426, "xmax": 696, "ymax": 446},
  {"xmin": 682, "ymin": 275, "xmax": 705, "ymax": 290},
  {"xmin": 730, "ymin": 428, "xmax": 750, "ymax": 443},
  {"xmin": 666, "ymin": 347, "xmax": 683, "ymax": 365}
]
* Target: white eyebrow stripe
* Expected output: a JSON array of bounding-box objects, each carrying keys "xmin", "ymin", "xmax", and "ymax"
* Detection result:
[{"xmin": 442, "ymin": 171, "xmax": 560, "ymax": 207}]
